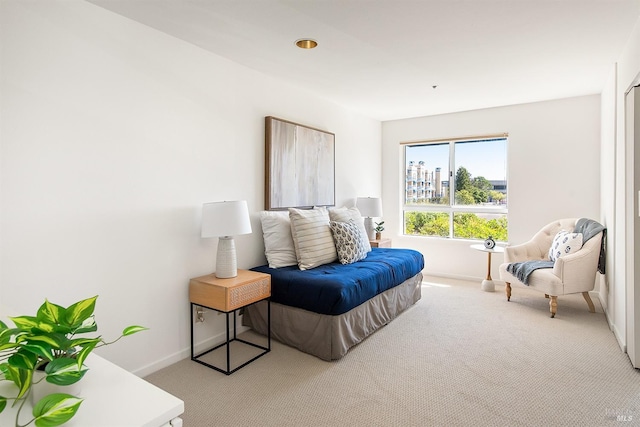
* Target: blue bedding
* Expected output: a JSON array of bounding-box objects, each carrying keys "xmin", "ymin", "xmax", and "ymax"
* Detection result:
[{"xmin": 251, "ymin": 248, "xmax": 424, "ymax": 315}]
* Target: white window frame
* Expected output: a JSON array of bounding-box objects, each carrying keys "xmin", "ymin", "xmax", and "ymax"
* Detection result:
[{"xmin": 401, "ymin": 134, "xmax": 508, "ymax": 240}]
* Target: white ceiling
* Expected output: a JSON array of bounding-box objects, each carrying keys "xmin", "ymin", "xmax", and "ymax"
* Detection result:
[{"xmin": 88, "ymin": 0, "xmax": 640, "ymax": 121}]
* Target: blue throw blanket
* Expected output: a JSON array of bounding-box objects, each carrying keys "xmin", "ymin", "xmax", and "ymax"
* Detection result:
[
  {"xmin": 506, "ymin": 259, "xmax": 554, "ymax": 285},
  {"xmin": 506, "ymin": 218, "xmax": 606, "ymax": 285}
]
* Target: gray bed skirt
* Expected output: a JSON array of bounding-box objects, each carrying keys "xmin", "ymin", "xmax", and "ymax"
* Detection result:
[{"xmin": 242, "ymin": 272, "xmax": 423, "ymax": 361}]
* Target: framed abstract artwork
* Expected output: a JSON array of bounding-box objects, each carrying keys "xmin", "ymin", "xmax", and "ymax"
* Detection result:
[{"xmin": 265, "ymin": 116, "xmax": 335, "ymax": 210}]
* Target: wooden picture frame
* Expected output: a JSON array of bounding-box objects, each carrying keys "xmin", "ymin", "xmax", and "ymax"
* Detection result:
[{"xmin": 265, "ymin": 116, "xmax": 335, "ymax": 210}]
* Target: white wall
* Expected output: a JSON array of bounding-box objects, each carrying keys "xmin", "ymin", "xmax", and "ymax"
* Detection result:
[
  {"xmin": 382, "ymin": 96, "xmax": 601, "ymax": 281},
  {"xmin": 0, "ymin": 0, "xmax": 381, "ymax": 375}
]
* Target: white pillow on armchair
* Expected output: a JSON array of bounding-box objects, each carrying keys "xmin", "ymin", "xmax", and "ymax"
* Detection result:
[{"xmin": 548, "ymin": 230, "xmax": 583, "ymax": 262}]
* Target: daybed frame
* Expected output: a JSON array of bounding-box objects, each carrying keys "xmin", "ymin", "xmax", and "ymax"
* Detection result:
[{"xmin": 242, "ymin": 272, "xmax": 422, "ymax": 361}]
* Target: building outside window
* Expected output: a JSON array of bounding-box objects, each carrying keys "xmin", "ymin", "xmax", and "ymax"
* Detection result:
[{"xmin": 402, "ymin": 135, "xmax": 508, "ymax": 241}]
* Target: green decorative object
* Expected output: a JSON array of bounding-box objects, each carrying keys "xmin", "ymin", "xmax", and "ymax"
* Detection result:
[{"xmin": 0, "ymin": 296, "xmax": 147, "ymax": 426}]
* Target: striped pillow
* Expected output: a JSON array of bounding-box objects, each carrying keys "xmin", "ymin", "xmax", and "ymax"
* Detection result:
[{"xmin": 289, "ymin": 207, "xmax": 338, "ymax": 270}]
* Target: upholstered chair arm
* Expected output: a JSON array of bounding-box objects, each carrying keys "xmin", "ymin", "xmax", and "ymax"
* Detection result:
[
  {"xmin": 504, "ymin": 240, "xmax": 547, "ymax": 263},
  {"xmin": 552, "ymin": 233, "xmax": 602, "ymax": 293}
]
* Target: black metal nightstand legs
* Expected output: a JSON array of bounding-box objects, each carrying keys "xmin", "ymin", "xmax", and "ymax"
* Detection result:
[{"xmin": 190, "ymin": 299, "xmax": 270, "ymax": 375}]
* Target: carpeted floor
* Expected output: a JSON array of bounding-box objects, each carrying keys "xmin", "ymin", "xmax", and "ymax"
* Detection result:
[{"xmin": 145, "ymin": 278, "xmax": 640, "ymax": 426}]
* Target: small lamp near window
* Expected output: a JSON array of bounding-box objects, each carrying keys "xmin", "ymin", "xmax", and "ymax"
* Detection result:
[
  {"xmin": 201, "ymin": 200, "xmax": 252, "ymax": 278},
  {"xmin": 356, "ymin": 197, "xmax": 383, "ymax": 240}
]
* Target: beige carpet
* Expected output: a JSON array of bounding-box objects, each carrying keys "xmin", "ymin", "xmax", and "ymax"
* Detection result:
[{"xmin": 145, "ymin": 278, "xmax": 640, "ymax": 426}]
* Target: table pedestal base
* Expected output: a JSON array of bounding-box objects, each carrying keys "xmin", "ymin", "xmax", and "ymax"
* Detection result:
[{"xmin": 481, "ymin": 279, "xmax": 496, "ymax": 292}]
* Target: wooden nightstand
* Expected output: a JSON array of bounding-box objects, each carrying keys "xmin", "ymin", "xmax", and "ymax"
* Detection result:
[
  {"xmin": 189, "ymin": 269, "xmax": 271, "ymax": 375},
  {"xmin": 370, "ymin": 238, "xmax": 392, "ymax": 248}
]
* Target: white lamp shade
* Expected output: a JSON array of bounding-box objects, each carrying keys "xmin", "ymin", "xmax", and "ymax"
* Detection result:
[
  {"xmin": 356, "ymin": 197, "xmax": 383, "ymax": 218},
  {"xmin": 201, "ymin": 200, "xmax": 252, "ymax": 238}
]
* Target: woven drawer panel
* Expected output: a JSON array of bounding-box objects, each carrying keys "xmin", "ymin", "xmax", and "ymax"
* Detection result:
[{"xmin": 230, "ymin": 277, "xmax": 270, "ymax": 307}]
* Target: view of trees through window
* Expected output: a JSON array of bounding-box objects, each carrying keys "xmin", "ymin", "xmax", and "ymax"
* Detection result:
[{"xmin": 403, "ymin": 137, "xmax": 508, "ymax": 241}]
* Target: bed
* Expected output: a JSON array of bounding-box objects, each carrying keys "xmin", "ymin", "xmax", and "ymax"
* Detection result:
[{"xmin": 242, "ymin": 247, "xmax": 424, "ymax": 361}]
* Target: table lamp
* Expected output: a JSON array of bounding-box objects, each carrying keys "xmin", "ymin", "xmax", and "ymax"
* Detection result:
[
  {"xmin": 201, "ymin": 200, "xmax": 252, "ymax": 278},
  {"xmin": 356, "ymin": 197, "xmax": 383, "ymax": 240}
]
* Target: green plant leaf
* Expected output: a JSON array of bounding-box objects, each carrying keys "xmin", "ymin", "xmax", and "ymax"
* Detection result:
[
  {"xmin": 48, "ymin": 323, "xmax": 73, "ymax": 335},
  {"xmin": 68, "ymin": 337, "xmax": 100, "ymax": 347},
  {"xmin": 32, "ymin": 393, "xmax": 83, "ymax": 427},
  {"xmin": 65, "ymin": 296, "xmax": 97, "ymax": 329},
  {"xmin": 21, "ymin": 343, "xmax": 55, "ymax": 362},
  {"xmin": 71, "ymin": 339, "xmax": 99, "ymax": 370},
  {"xmin": 11, "ymin": 315, "xmax": 58, "ymax": 334},
  {"xmin": 37, "ymin": 300, "xmax": 66, "ymax": 325},
  {"xmin": 122, "ymin": 325, "xmax": 148, "ymax": 336},
  {"xmin": 0, "ymin": 326, "xmax": 15, "ymax": 342},
  {"xmin": 0, "ymin": 362, "xmax": 13, "ymax": 381},
  {"xmin": 5, "ymin": 365, "xmax": 32, "ymax": 402},
  {"xmin": 73, "ymin": 316, "xmax": 97, "ymax": 334},
  {"xmin": 0, "ymin": 341, "xmax": 20, "ymax": 352},
  {"xmin": 44, "ymin": 358, "xmax": 88, "ymax": 386},
  {"xmin": 26, "ymin": 334, "xmax": 61, "ymax": 349},
  {"xmin": 8, "ymin": 349, "xmax": 38, "ymax": 370},
  {"xmin": 9, "ymin": 315, "xmax": 40, "ymax": 330},
  {"xmin": 0, "ymin": 396, "xmax": 6, "ymax": 413}
]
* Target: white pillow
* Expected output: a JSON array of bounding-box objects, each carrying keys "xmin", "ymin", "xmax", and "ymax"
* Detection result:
[
  {"xmin": 259, "ymin": 211, "xmax": 297, "ymax": 268},
  {"xmin": 329, "ymin": 220, "xmax": 368, "ymax": 264},
  {"xmin": 548, "ymin": 230, "xmax": 583, "ymax": 262},
  {"xmin": 289, "ymin": 207, "xmax": 338, "ymax": 270},
  {"xmin": 328, "ymin": 206, "xmax": 372, "ymax": 252}
]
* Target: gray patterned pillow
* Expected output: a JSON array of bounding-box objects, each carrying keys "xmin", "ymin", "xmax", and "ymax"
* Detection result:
[
  {"xmin": 329, "ymin": 220, "xmax": 368, "ymax": 264},
  {"xmin": 328, "ymin": 206, "xmax": 372, "ymax": 252}
]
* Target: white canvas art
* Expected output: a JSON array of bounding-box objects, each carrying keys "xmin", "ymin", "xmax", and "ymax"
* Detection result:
[{"xmin": 265, "ymin": 116, "xmax": 335, "ymax": 210}]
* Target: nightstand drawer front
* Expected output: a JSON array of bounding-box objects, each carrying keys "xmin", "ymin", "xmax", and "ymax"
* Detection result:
[
  {"xmin": 370, "ymin": 238, "xmax": 392, "ymax": 248},
  {"xmin": 189, "ymin": 270, "xmax": 271, "ymax": 312},
  {"xmin": 229, "ymin": 277, "xmax": 270, "ymax": 310}
]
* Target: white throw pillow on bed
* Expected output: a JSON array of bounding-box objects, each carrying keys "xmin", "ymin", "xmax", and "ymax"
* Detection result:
[
  {"xmin": 289, "ymin": 207, "xmax": 338, "ymax": 270},
  {"xmin": 328, "ymin": 206, "xmax": 372, "ymax": 252},
  {"xmin": 329, "ymin": 220, "xmax": 368, "ymax": 264},
  {"xmin": 259, "ymin": 211, "xmax": 298, "ymax": 268}
]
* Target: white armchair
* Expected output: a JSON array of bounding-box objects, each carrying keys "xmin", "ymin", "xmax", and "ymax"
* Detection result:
[{"xmin": 498, "ymin": 218, "xmax": 604, "ymax": 318}]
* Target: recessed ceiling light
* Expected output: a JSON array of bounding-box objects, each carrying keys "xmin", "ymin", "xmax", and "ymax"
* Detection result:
[{"xmin": 295, "ymin": 39, "xmax": 318, "ymax": 49}]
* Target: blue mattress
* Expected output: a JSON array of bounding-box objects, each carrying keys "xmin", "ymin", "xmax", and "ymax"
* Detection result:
[{"xmin": 251, "ymin": 248, "xmax": 424, "ymax": 315}]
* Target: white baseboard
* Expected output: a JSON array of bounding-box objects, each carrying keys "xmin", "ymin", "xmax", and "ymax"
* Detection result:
[
  {"xmin": 423, "ymin": 271, "xmax": 485, "ymax": 283},
  {"xmin": 133, "ymin": 324, "xmax": 251, "ymax": 378}
]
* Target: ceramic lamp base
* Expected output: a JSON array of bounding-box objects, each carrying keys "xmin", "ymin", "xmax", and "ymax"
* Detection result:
[
  {"xmin": 364, "ymin": 217, "xmax": 375, "ymax": 240},
  {"xmin": 215, "ymin": 236, "xmax": 238, "ymax": 278}
]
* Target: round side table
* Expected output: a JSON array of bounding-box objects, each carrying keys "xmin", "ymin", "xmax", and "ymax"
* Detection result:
[{"xmin": 470, "ymin": 243, "xmax": 505, "ymax": 292}]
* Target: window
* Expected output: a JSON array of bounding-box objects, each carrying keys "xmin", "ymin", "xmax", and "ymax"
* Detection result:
[{"xmin": 403, "ymin": 135, "xmax": 508, "ymax": 241}]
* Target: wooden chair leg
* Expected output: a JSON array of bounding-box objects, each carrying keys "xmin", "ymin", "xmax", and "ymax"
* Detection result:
[
  {"xmin": 505, "ymin": 282, "xmax": 511, "ymax": 301},
  {"xmin": 582, "ymin": 292, "xmax": 596, "ymax": 313},
  {"xmin": 549, "ymin": 295, "xmax": 558, "ymax": 318}
]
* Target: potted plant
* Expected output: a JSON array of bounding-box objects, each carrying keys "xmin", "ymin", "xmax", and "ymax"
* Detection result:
[
  {"xmin": 0, "ymin": 295, "xmax": 147, "ymax": 426},
  {"xmin": 374, "ymin": 221, "xmax": 385, "ymax": 240}
]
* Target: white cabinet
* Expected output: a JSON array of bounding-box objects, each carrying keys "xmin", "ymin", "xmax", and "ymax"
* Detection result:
[{"xmin": 0, "ymin": 353, "xmax": 184, "ymax": 426}]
